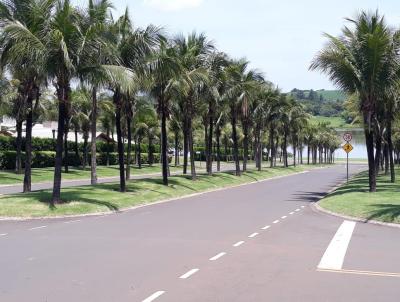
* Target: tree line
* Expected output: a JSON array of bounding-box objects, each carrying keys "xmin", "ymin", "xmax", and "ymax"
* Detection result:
[{"xmin": 0, "ymin": 0, "xmax": 340, "ymax": 206}]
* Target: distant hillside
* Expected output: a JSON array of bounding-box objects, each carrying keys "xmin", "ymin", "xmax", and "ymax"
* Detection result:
[{"xmin": 289, "ymin": 88, "xmax": 348, "ymax": 117}]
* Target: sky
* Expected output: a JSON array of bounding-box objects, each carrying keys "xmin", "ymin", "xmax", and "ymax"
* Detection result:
[{"xmin": 74, "ymin": 0, "xmax": 400, "ymax": 92}]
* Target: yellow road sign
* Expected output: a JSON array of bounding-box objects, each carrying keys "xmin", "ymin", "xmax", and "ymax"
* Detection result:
[{"xmin": 343, "ymin": 143, "xmax": 353, "ymax": 153}]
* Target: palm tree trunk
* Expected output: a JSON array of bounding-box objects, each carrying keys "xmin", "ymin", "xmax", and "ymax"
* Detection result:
[
  {"xmin": 207, "ymin": 101, "xmax": 214, "ymax": 175},
  {"xmin": 74, "ymin": 128, "xmax": 79, "ymax": 165},
  {"xmin": 90, "ymin": 86, "xmax": 98, "ymax": 185},
  {"xmin": 114, "ymin": 89, "xmax": 126, "ymax": 192},
  {"xmin": 174, "ymin": 132, "xmax": 179, "ymax": 167},
  {"xmin": 283, "ymin": 130, "xmax": 288, "ymax": 167},
  {"xmin": 374, "ymin": 131, "xmax": 382, "ymax": 177},
  {"xmin": 83, "ymin": 133, "xmax": 88, "ymax": 170},
  {"xmin": 138, "ymin": 138, "xmax": 142, "ymax": 169},
  {"xmin": 365, "ymin": 126, "xmax": 376, "ymax": 192},
  {"xmin": 23, "ymin": 96, "xmax": 33, "ymax": 193},
  {"xmin": 183, "ymin": 117, "xmax": 189, "ymax": 174},
  {"xmin": 231, "ymin": 106, "xmax": 240, "ymax": 176},
  {"xmin": 106, "ymin": 128, "xmax": 110, "ymax": 166},
  {"xmin": 148, "ymin": 134, "xmax": 154, "ymax": 166},
  {"xmin": 160, "ymin": 97, "xmax": 169, "ymax": 186},
  {"xmin": 51, "ymin": 83, "xmax": 69, "ymax": 205},
  {"xmin": 204, "ymin": 118, "xmax": 209, "ymax": 173},
  {"xmin": 269, "ymin": 127, "xmax": 274, "ymax": 168},
  {"xmin": 387, "ymin": 119, "xmax": 395, "ymax": 183},
  {"xmin": 188, "ymin": 120, "xmax": 196, "ymax": 180},
  {"xmin": 126, "ymin": 114, "xmax": 132, "ymax": 180},
  {"xmin": 216, "ymin": 125, "xmax": 221, "ymax": 172},
  {"xmin": 15, "ymin": 120, "xmax": 23, "ymax": 174},
  {"xmin": 242, "ymin": 121, "xmax": 248, "ymax": 172},
  {"xmin": 64, "ymin": 115, "xmax": 70, "ymax": 172}
]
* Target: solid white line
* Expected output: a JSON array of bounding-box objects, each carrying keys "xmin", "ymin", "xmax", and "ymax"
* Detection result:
[
  {"xmin": 0, "ymin": 233, "xmax": 7, "ymax": 236},
  {"xmin": 318, "ymin": 220, "xmax": 356, "ymax": 270},
  {"xmin": 64, "ymin": 220, "xmax": 81, "ymax": 224},
  {"xmin": 281, "ymin": 216, "xmax": 287, "ymax": 219},
  {"xmin": 261, "ymin": 225, "xmax": 270, "ymax": 230},
  {"xmin": 295, "ymin": 209, "xmax": 300, "ymax": 212},
  {"xmin": 179, "ymin": 268, "xmax": 199, "ymax": 279},
  {"xmin": 248, "ymin": 232, "xmax": 259, "ymax": 238},
  {"xmin": 29, "ymin": 226, "xmax": 47, "ymax": 231},
  {"xmin": 142, "ymin": 291, "xmax": 165, "ymax": 302},
  {"xmin": 273, "ymin": 220, "xmax": 280, "ymax": 224},
  {"xmin": 289, "ymin": 212, "xmax": 295, "ymax": 215},
  {"xmin": 233, "ymin": 241, "xmax": 244, "ymax": 247},
  {"xmin": 210, "ymin": 252, "xmax": 226, "ymax": 261}
]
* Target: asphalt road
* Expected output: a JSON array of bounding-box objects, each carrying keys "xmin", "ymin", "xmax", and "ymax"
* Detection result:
[{"xmin": 1, "ymin": 164, "xmax": 399, "ymax": 302}]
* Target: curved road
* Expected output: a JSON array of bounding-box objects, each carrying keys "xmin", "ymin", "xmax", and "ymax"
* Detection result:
[{"xmin": 1, "ymin": 164, "xmax": 399, "ymax": 301}]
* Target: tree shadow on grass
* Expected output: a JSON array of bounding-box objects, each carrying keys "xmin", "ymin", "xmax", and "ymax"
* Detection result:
[
  {"xmin": 366, "ymin": 204, "xmax": 400, "ymax": 223},
  {"xmin": 20, "ymin": 188, "xmax": 120, "ymax": 212}
]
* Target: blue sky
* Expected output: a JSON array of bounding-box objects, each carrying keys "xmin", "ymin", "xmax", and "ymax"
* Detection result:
[{"xmin": 74, "ymin": 0, "xmax": 400, "ymax": 91}]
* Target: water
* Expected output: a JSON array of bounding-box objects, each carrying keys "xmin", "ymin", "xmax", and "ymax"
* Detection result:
[{"xmin": 335, "ymin": 129, "xmax": 367, "ymax": 159}]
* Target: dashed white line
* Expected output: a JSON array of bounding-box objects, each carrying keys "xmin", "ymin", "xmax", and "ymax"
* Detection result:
[
  {"xmin": 179, "ymin": 268, "xmax": 199, "ymax": 279},
  {"xmin": 0, "ymin": 233, "xmax": 7, "ymax": 237},
  {"xmin": 289, "ymin": 212, "xmax": 295, "ymax": 215},
  {"xmin": 29, "ymin": 226, "xmax": 47, "ymax": 231},
  {"xmin": 273, "ymin": 220, "xmax": 280, "ymax": 224},
  {"xmin": 318, "ymin": 220, "xmax": 356, "ymax": 270},
  {"xmin": 281, "ymin": 216, "xmax": 287, "ymax": 219},
  {"xmin": 295, "ymin": 209, "xmax": 300, "ymax": 212},
  {"xmin": 261, "ymin": 225, "xmax": 270, "ymax": 230},
  {"xmin": 248, "ymin": 232, "xmax": 259, "ymax": 238},
  {"xmin": 301, "ymin": 206, "xmax": 305, "ymax": 208},
  {"xmin": 209, "ymin": 252, "xmax": 226, "ymax": 261},
  {"xmin": 233, "ymin": 241, "xmax": 245, "ymax": 247},
  {"xmin": 142, "ymin": 291, "xmax": 165, "ymax": 302}
]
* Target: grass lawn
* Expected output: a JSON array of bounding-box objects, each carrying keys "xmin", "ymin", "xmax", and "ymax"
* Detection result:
[
  {"xmin": 0, "ymin": 164, "xmax": 193, "ymax": 185},
  {"xmin": 0, "ymin": 165, "xmax": 313, "ymax": 218},
  {"xmin": 320, "ymin": 168, "xmax": 400, "ymax": 224},
  {"xmin": 310, "ymin": 116, "xmax": 361, "ymax": 129}
]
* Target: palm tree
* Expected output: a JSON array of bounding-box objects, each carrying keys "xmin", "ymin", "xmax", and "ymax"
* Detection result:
[
  {"xmin": 148, "ymin": 39, "xmax": 182, "ymax": 185},
  {"xmin": 0, "ymin": 0, "xmax": 51, "ymax": 192},
  {"xmin": 310, "ymin": 11, "xmax": 400, "ymax": 192}
]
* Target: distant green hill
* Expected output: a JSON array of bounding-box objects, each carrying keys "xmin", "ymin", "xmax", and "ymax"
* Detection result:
[
  {"xmin": 315, "ymin": 89, "xmax": 347, "ymax": 102},
  {"xmin": 289, "ymin": 88, "xmax": 348, "ymax": 117}
]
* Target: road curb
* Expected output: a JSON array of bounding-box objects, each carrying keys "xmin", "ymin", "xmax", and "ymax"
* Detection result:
[
  {"xmin": 0, "ymin": 169, "xmax": 313, "ymax": 222},
  {"xmin": 312, "ymin": 202, "xmax": 400, "ymax": 229},
  {"xmin": 312, "ymin": 170, "xmax": 400, "ymax": 229}
]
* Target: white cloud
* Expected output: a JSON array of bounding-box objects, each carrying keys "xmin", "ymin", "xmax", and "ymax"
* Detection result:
[{"xmin": 143, "ymin": 0, "xmax": 203, "ymax": 11}]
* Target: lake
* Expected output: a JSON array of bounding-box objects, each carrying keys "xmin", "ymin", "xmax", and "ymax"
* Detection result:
[{"xmin": 335, "ymin": 129, "xmax": 367, "ymax": 159}]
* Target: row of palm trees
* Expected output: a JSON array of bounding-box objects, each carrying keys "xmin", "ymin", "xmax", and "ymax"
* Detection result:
[
  {"xmin": 0, "ymin": 0, "xmax": 340, "ymax": 206},
  {"xmin": 311, "ymin": 11, "xmax": 400, "ymax": 192}
]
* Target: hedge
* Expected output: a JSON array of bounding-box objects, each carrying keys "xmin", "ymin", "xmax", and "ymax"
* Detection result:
[
  {"xmin": 0, "ymin": 135, "xmax": 160, "ymax": 154},
  {"xmin": 0, "ymin": 151, "xmax": 168, "ymax": 170}
]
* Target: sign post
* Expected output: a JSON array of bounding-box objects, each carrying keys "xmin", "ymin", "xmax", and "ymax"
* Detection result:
[{"xmin": 342, "ymin": 133, "xmax": 353, "ymax": 182}]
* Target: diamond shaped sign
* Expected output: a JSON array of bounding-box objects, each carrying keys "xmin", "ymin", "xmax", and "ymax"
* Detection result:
[{"xmin": 342, "ymin": 143, "xmax": 353, "ymax": 154}]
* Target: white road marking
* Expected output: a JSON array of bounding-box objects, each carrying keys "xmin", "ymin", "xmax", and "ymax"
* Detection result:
[
  {"xmin": 301, "ymin": 206, "xmax": 305, "ymax": 208},
  {"xmin": 295, "ymin": 209, "xmax": 300, "ymax": 212},
  {"xmin": 273, "ymin": 220, "xmax": 280, "ymax": 224},
  {"xmin": 281, "ymin": 216, "xmax": 287, "ymax": 219},
  {"xmin": 142, "ymin": 291, "xmax": 165, "ymax": 302},
  {"xmin": 248, "ymin": 232, "xmax": 259, "ymax": 238},
  {"xmin": 261, "ymin": 225, "xmax": 270, "ymax": 230},
  {"xmin": 318, "ymin": 220, "xmax": 356, "ymax": 270},
  {"xmin": 29, "ymin": 226, "xmax": 47, "ymax": 231},
  {"xmin": 289, "ymin": 212, "xmax": 295, "ymax": 215},
  {"xmin": 0, "ymin": 233, "xmax": 7, "ymax": 237},
  {"xmin": 64, "ymin": 220, "xmax": 81, "ymax": 224},
  {"xmin": 233, "ymin": 241, "xmax": 245, "ymax": 247},
  {"xmin": 179, "ymin": 268, "xmax": 199, "ymax": 279},
  {"xmin": 210, "ymin": 252, "xmax": 226, "ymax": 261},
  {"xmin": 318, "ymin": 268, "xmax": 400, "ymax": 278}
]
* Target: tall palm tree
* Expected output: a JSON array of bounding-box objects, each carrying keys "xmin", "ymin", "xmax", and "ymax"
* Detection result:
[
  {"xmin": 0, "ymin": 0, "xmax": 52, "ymax": 192},
  {"xmin": 310, "ymin": 11, "xmax": 400, "ymax": 192}
]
